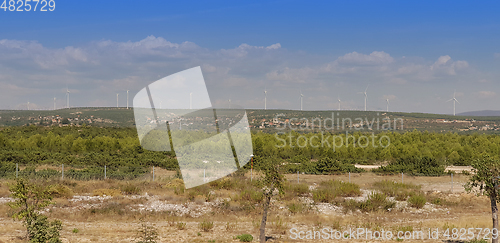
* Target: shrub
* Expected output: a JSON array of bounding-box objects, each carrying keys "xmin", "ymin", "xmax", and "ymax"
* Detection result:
[
  {"xmin": 164, "ymin": 178, "xmax": 184, "ymax": 188},
  {"xmin": 199, "ymin": 220, "xmax": 214, "ymax": 232},
  {"xmin": 72, "ymin": 228, "xmax": 79, "ymax": 233},
  {"xmin": 315, "ymin": 157, "xmax": 364, "ymax": 174},
  {"xmin": 372, "ymin": 180, "xmax": 420, "ymax": 201},
  {"xmin": 284, "ymin": 183, "xmax": 309, "ymax": 197},
  {"xmin": 372, "ymin": 156, "xmax": 445, "ymax": 176},
  {"xmin": 121, "ymin": 183, "xmax": 141, "ymax": 195},
  {"xmin": 8, "ymin": 179, "xmax": 62, "ymax": 243},
  {"xmin": 209, "ymin": 177, "xmax": 235, "ymax": 190},
  {"xmin": 135, "ymin": 219, "xmax": 158, "ymax": 243},
  {"xmin": 236, "ymin": 234, "xmax": 254, "ymax": 242},
  {"xmin": 287, "ymin": 201, "xmax": 307, "ymax": 214},
  {"xmin": 240, "ymin": 189, "xmax": 263, "ymax": 203},
  {"xmin": 47, "ymin": 184, "xmax": 74, "ymax": 198},
  {"xmin": 312, "ymin": 180, "xmax": 361, "ymax": 203},
  {"xmin": 343, "ymin": 192, "xmax": 395, "ymax": 213},
  {"xmin": 176, "ymin": 222, "xmax": 186, "ymax": 230},
  {"xmin": 408, "ymin": 194, "xmax": 426, "ymax": 208}
]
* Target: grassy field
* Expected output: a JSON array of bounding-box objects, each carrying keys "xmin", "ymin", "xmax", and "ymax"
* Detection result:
[{"xmin": 0, "ymin": 171, "xmax": 491, "ymax": 243}]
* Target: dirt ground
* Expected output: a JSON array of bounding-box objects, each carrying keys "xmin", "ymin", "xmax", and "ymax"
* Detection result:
[{"xmin": 0, "ymin": 171, "xmax": 493, "ymax": 243}]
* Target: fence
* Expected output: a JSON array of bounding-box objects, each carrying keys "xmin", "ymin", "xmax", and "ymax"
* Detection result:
[{"xmin": 2, "ymin": 164, "xmax": 160, "ymax": 181}]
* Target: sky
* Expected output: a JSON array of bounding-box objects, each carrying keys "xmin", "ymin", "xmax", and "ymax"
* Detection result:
[{"xmin": 0, "ymin": 0, "xmax": 499, "ymax": 114}]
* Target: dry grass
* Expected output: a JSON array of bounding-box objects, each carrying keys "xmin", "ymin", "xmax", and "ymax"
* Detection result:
[{"xmin": 0, "ymin": 172, "xmax": 495, "ymax": 242}]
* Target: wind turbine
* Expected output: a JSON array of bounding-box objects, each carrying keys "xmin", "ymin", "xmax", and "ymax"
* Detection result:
[
  {"xmin": 66, "ymin": 88, "xmax": 70, "ymax": 109},
  {"xmin": 126, "ymin": 90, "xmax": 129, "ymax": 109},
  {"xmin": 264, "ymin": 88, "xmax": 268, "ymax": 110},
  {"xmin": 53, "ymin": 97, "xmax": 56, "ymax": 110},
  {"xmin": 116, "ymin": 93, "xmax": 119, "ymax": 108},
  {"xmin": 447, "ymin": 91, "xmax": 460, "ymax": 116},
  {"xmin": 27, "ymin": 101, "xmax": 30, "ymax": 110},
  {"xmin": 228, "ymin": 99, "xmax": 231, "ymax": 109},
  {"xmin": 358, "ymin": 85, "xmax": 369, "ymax": 111},
  {"xmin": 337, "ymin": 96, "xmax": 341, "ymax": 110},
  {"xmin": 299, "ymin": 90, "xmax": 304, "ymax": 111},
  {"xmin": 386, "ymin": 99, "xmax": 390, "ymax": 112}
]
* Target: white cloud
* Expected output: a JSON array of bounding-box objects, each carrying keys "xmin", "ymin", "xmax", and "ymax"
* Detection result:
[
  {"xmin": 336, "ymin": 51, "xmax": 394, "ymax": 65},
  {"xmin": 475, "ymin": 91, "xmax": 496, "ymax": 99}
]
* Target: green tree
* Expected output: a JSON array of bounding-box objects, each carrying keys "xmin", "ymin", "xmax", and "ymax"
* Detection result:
[
  {"xmin": 465, "ymin": 156, "xmax": 500, "ymax": 243},
  {"xmin": 8, "ymin": 179, "xmax": 62, "ymax": 243}
]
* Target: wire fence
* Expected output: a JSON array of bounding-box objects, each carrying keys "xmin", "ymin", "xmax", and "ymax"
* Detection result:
[{"xmin": 1, "ymin": 164, "xmax": 162, "ymax": 181}]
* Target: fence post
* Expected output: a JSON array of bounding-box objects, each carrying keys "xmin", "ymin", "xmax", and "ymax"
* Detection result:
[
  {"xmin": 349, "ymin": 172, "xmax": 351, "ymax": 183},
  {"xmin": 16, "ymin": 163, "xmax": 18, "ymax": 178},
  {"xmin": 297, "ymin": 171, "xmax": 299, "ymax": 183},
  {"xmin": 402, "ymin": 172, "xmax": 404, "ymax": 183},
  {"xmin": 153, "ymin": 166, "xmax": 155, "ymax": 181},
  {"xmin": 104, "ymin": 165, "xmax": 106, "ymax": 180},
  {"xmin": 61, "ymin": 164, "xmax": 64, "ymax": 180}
]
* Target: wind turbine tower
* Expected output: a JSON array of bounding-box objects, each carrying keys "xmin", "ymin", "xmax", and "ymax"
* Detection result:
[
  {"xmin": 300, "ymin": 91, "xmax": 304, "ymax": 111},
  {"xmin": 126, "ymin": 90, "xmax": 129, "ymax": 109},
  {"xmin": 116, "ymin": 93, "xmax": 119, "ymax": 108},
  {"xmin": 53, "ymin": 97, "xmax": 56, "ymax": 110},
  {"xmin": 66, "ymin": 89, "xmax": 70, "ymax": 109},
  {"xmin": 386, "ymin": 99, "xmax": 389, "ymax": 112},
  {"xmin": 338, "ymin": 97, "xmax": 341, "ymax": 110},
  {"xmin": 447, "ymin": 91, "xmax": 460, "ymax": 116},
  {"xmin": 264, "ymin": 89, "xmax": 267, "ymax": 110}
]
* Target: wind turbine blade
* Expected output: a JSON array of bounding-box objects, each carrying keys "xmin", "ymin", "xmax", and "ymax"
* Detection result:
[
  {"xmin": 446, "ymin": 99, "xmax": 453, "ymax": 102},
  {"xmin": 365, "ymin": 84, "xmax": 369, "ymax": 93},
  {"xmin": 455, "ymin": 99, "xmax": 460, "ymax": 104}
]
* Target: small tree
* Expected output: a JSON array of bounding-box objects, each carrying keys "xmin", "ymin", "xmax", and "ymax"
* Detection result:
[
  {"xmin": 134, "ymin": 218, "xmax": 159, "ymax": 243},
  {"xmin": 465, "ymin": 155, "xmax": 500, "ymax": 243},
  {"xmin": 259, "ymin": 157, "xmax": 285, "ymax": 243},
  {"xmin": 8, "ymin": 179, "xmax": 62, "ymax": 243}
]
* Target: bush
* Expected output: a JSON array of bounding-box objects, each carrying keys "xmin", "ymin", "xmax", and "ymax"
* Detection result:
[
  {"xmin": 240, "ymin": 189, "xmax": 263, "ymax": 203},
  {"xmin": 312, "ymin": 180, "xmax": 361, "ymax": 203},
  {"xmin": 372, "ymin": 157, "xmax": 445, "ymax": 176},
  {"xmin": 408, "ymin": 194, "xmax": 426, "ymax": 208},
  {"xmin": 199, "ymin": 220, "xmax": 214, "ymax": 232},
  {"xmin": 209, "ymin": 177, "xmax": 235, "ymax": 190},
  {"xmin": 343, "ymin": 192, "xmax": 395, "ymax": 212},
  {"xmin": 284, "ymin": 183, "xmax": 309, "ymax": 197},
  {"xmin": 176, "ymin": 222, "xmax": 186, "ymax": 230},
  {"xmin": 372, "ymin": 180, "xmax": 420, "ymax": 201},
  {"xmin": 47, "ymin": 184, "xmax": 74, "ymax": 198},
  {"xmin": 315, "ymin": 157, "xmax": 364, "ymax": 174},
  {"xmin": 121, "ymin": 183, "xmax": 141, "ymax": 195},
  {"xmin": 135, "ymin": 219, "xmax": 158, "ymax": 243},
  {"xmin": 236, "ymin": 234, "xmax": 254, "ymax": 242},
  {"xmin": 287, "ymin": 201, "xmax": 308, "ymax": 214},
  {"xmin": 8, "ymin": 179, "xmax": 62, "ymax": 243}
]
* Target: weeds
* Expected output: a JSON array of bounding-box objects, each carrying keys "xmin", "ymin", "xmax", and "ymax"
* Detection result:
[
  {"xmin": 199, "ymin": 220, "xmax": 214, "ymax": 232},
  {"xmin": 343, "ymin": 192, "xmax": 395, "ymax": 212},
  {"xmin": 408, "ymin": 194, "xmax": 426, "ymax": 208},
  {"xmin": 312, "ymin": 180, "xmax": 361, "ymax": 203},
  {"xmin": 372, "ymin": 180, "xmax": 420, "ymax": 201}
]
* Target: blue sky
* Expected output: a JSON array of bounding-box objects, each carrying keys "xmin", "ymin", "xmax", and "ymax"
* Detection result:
[{"xmin": 0, "ymin": 0, "xmax": 499, "ymax": 113}]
